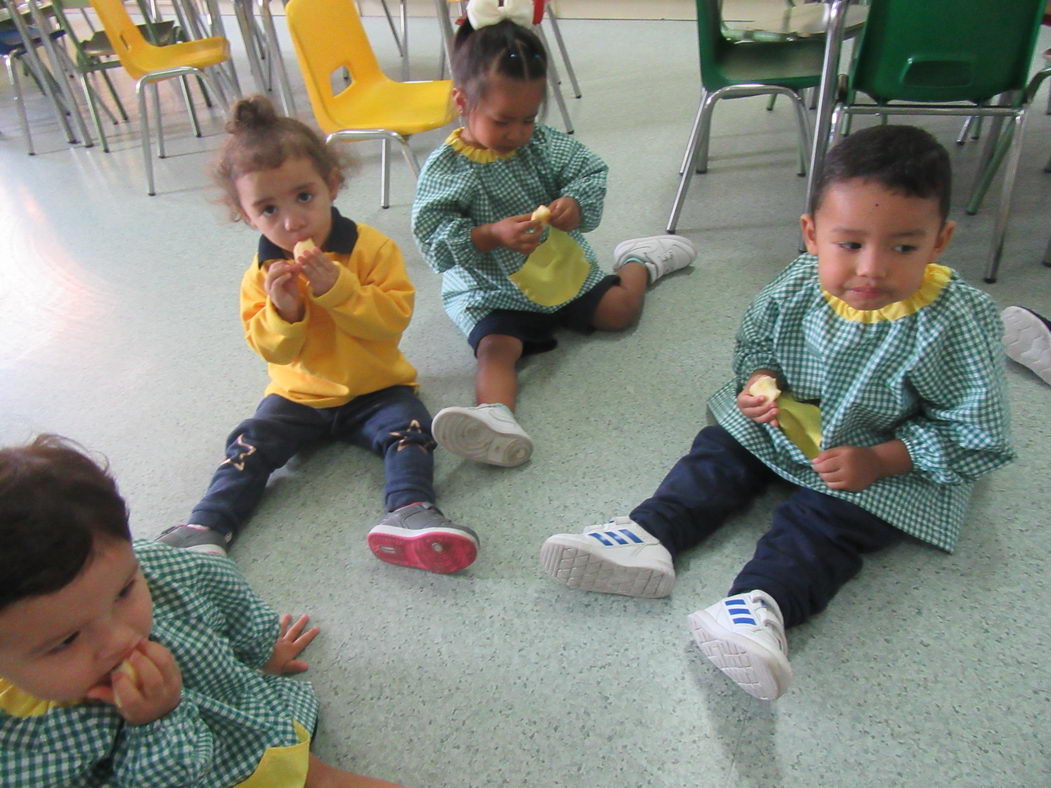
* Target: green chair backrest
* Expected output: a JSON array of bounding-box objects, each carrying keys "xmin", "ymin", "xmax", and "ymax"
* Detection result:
[
  {"xmin": 849, "ymin": 0, "xmax": 1045, "ymax": 104},
  {"xmin": 695, "ymin": 0, "xmax": 732, "ymax": 90}
]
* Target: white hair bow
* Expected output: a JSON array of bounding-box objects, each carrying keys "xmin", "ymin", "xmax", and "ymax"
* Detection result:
[{"xmin": 466, "ymin": 0, "xmax": 536, "ymax": 30}]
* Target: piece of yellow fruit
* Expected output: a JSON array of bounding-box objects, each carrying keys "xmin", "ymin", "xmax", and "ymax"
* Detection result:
[
  {"xmin": 531, "ymin": 205, "xmax": 552, "ymax": 227},
  {"xmin": 113, "ymin": 659, "xmax": 139, "ymax": 708},
  {"xmin": 293, "ymin": 238, "xmax": 317, "ymax": 258},
  {"xmin": 748, "ymin": 375, "xmax": 782, "ymax": 401}
]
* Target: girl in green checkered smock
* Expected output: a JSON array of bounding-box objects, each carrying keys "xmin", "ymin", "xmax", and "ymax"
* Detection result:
[{"xmin": 412, "ymin": 4, "xmax": 695, "ymax": 469}]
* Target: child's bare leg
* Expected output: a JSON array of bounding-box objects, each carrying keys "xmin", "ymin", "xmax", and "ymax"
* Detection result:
[
  {"xmin": 475, "ymin": 334, "xmax": 524, "ymax": 409},
  {"xmin": 592, "ymin": 262, "xmax": 648, "ymax": 331},
  {"xmin": 306, "ymin": 753, "xmax": 404, "ymax": 788}
]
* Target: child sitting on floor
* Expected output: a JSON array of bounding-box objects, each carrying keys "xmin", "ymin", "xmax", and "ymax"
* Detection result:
[
  {"xmin": 0, "ymin": 434, "xmax": 401, "ymax": 786},
  {"xmin": 412, "ymin": 0, "xmax": 696, "ymax": 468},
  {"xmin": 540, "ymin": 125, "xmax": 1014, "ymax": 701},
  {"xmin": 158, "ymin": 95, "xmax": 478, "ymax": 576}
]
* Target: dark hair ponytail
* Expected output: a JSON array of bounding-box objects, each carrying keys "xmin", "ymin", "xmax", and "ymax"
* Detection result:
[{"xmin": 452, "ymin": 18, "xmax": 547, "ymax": 107}]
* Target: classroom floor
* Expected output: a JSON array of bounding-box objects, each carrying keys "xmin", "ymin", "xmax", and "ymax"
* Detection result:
[{"xmin": 2, "ymin": 13, "xmax": 1050, "ymax": 788}]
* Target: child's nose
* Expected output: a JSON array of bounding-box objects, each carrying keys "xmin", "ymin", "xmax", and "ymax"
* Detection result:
[
  {"xmin": 284, "ymin": 208, "xmax": 308, "ymax": 231},
  {"xmin": 856, "ymin": 249, "xmax": 887, "ymax": 278},
  {"xmin": 97, "ymin": 623, "xmax": 141, "ymax": 666}
]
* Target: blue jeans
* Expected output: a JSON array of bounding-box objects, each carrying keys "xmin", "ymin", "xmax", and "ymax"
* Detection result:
[
  {"xmin": 630, "ymin": 426, "xmax": 903, "ymax": 628},
  {"xmin": 189, "ymin": 386, "xmax": 435, "ymax": 536}
]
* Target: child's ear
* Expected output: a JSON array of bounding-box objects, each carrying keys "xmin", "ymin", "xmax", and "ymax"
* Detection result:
[
  {"xmin": 930, "ymin": 219, "xmax": 956, "ymax": 261},
  {"xmin": 452, "ymin": 87, "xmax": 469, "ymax": 117},
  {"xmin": 326, "ymin": 169, "xmax": 341, "ymax": 200},
  {"xmin": 800, "ymin": 213, "xmax": 818, "ymax": 255}
]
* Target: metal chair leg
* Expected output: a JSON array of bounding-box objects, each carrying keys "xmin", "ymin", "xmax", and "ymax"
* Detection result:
[
  {"xmin": 788, "ymin": 90, "xmax": 812, "ymax": 176},
  {"xmin": 983, "ymin": 112, "xmax": 1027, "ymax": 283},
  {"xmin": 152, "ymin": 81, "xmax": 165, "ymax": 159},
  {"xmin": 137, "ymin": 80, "xmax": 155, "ymax": 195},
  {"xmin": 180, "ymin": 75, "xmax": 202, "ymax": 137},
  {"xmin": 6, "ymin": 53, "xmax": 35, "ymax": 155},
  {"xmin": 380, "ymin": 137, "xmax": 391, "ymax": 209},
  {"xmin": 667, "ymin": 91, "xmax": 713, "ymax": 233},
  {"xmin": 536, "ymin": 27, "xmax": 573, "ymax": 133},
  {"xmin": 545, "ymin": 5, "xmax": 580, "ymax": 98}
]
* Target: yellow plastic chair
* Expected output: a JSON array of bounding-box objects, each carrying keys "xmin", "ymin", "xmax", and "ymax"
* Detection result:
[
  {"xmin": 89, "ymin": 0, "xmax": 233, "ymax": 195},
  {"xmin": 286, "ymin": 0, "xmax": 455, "ymax": 208}
]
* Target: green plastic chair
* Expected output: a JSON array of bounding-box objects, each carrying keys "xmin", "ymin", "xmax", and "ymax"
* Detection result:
[
  {"xmin": 829, "ymin": 0, "xmax": 1047, "ymax": 282},
  {"xmin": 667, "ymin": 0, "xmax": 826, "ymax": 233}
]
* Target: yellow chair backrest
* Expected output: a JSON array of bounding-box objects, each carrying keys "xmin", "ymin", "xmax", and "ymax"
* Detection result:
[
  {"xmin": 285, "ymin": 0, "xmax": 389, "ymax": 134},
  {"xmin": 88, "ymin": 0, "xmax": 151, "ymax": 79}
]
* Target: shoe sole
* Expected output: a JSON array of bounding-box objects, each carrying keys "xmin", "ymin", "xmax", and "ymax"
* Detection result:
[
  {"xmin": 1002, "ymin": 306, "xmax": 1051, "ymax": 385},
  {"xmin": 432, "ymin": 409, "xmax": 532, "ymax": 467},
  {"xmin": 367, "ymin": 526, "xmax": 478, "ymax": 574},
  {"xmin": 539, "ymin": 537, "xmax": 674, "ymax": 598},
  {"xmin": 687, "ymin": 610, "xmax": 792, "ymax": 701}
]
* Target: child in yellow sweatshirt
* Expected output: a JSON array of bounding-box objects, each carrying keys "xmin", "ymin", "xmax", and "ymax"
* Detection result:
[{"xmin": 157, "ymin": 96, "xmax": 477, "ymax": 575}]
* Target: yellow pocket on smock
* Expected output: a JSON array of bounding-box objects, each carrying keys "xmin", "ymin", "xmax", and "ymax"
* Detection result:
[
  {"xmin": 508, "ymin": 227, "xmax": 590, "ymax": 308},
  {"xmin": 776, "ymin": 392, "xmax": 823, "ymax": 460}
]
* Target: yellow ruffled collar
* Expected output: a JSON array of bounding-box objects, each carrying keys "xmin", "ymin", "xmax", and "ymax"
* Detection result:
[
  {"xmin": 446, "ymin": 128, "xmax": 518, "ymax": 163},
  {"xmin": 0, "ymin": 678, "xmax": 77, "ymax": 718},
  {"xmin": 822, "ymin": 263, "xmax": 951, "ymax": 323}
]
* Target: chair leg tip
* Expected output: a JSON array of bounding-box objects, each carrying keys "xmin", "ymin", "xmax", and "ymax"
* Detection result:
[
  {"xmin": 983, "ymin": 277, "xmax": 996, "ymax": 284},
  {"xmin": 965, "ymin": 210, "xmax": 977, "ymax": 216}
]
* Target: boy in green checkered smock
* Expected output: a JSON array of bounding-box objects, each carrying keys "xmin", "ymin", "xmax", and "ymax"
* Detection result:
[
  {"xmin": 412, "ymin": 1, "xmax": 697, "ymax": 469},
  {"xmin": 540, "ymin": 125, "xmax": 1014, "ymax": 701},
  {"xmin": 0, "ymin": 436, "xmax": 402, "ymax": 787}
]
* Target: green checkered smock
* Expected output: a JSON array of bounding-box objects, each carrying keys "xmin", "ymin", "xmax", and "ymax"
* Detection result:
[
  {"xmin": 412, "ymin": 124, "xmax": 609, "ymax": 336},
  {"xmin": 708, "ymin": 255, "xmax": 1014, "ymax": 552},
  {"xmin": 0, "ymin": 542, "xmax": 319, "ymax": 787}
]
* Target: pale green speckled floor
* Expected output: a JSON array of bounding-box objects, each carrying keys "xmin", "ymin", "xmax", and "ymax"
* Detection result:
[{"xmin": 2, "ymin": 11, "xmax": 1049, "ymax": 788}]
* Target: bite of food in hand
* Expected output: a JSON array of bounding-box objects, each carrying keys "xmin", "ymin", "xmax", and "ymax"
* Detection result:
[
  {"xmin": 531, "ymin": 205, "xmax": 552, "ymax": 227},
  {"xmin": 748, "ymin": 375, "xmax": 782, "ymax": 401},
  {"xmin": 293, "ymin": 238, "xmax": 317, "ymax": 259},
  {"xmin": 113, "ymin": 658, "xmax": 139, "ymax": 708}
]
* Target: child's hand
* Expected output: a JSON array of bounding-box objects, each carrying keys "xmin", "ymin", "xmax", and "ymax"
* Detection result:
[
  {"xmin": 85, "ymin": 640, "xmax": 183, "ymax": 726},
  {"xmin": 547, "ymin": 197, "xmax": 580, "ymax": 232},
  {"xmin": 811, "ymin": 445, "xmax": 882, "ymax": 491},
  {"xmin": 261, "ymin": 614, "xmax": 320, "ymax": 675},
  {"xmin": 265, "ymin": 260, "xmax": 305, "ymax": 323},
  {"xmin": 488, "ymin": 214, "xmax": 545, "ymax": 254},
  {"xmin": 738, "ymin": 371, "xmax": 781, "ymax": 427},
  {"xmin": 296, "ymin": 245, "xmax": 339, "ymax": 298},
  {"xmin": 812, "ymin": 440, "xmax": 912, "ymax": 492}
]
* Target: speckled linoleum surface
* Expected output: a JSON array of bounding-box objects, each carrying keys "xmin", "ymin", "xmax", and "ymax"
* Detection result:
[{"xmin": 2, "ymin": 12, "xmax": 1049, "ymax": 788}]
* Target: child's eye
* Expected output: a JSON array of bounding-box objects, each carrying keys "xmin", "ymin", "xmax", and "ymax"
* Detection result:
[
  {"xmin": 117, "ymin": 577, "xmax": 136, "ymax": 599},
  {"xmin": 47, "ymin": 632, "xmax": 78, "ymax": 656},
  {"xmin": 297, "ymin": 191, "xmax": 314, "ymax": 203},
  {"xmin": 893, "ymin": 244, "xmax": 918, "ymax": 253},
  {"xmin": 261, "ymin": 205, "xmax": 277, "ymax": 217},
  {"xmin": 837, "ymin": 242, "xmax": 861, "ymax": 251}
]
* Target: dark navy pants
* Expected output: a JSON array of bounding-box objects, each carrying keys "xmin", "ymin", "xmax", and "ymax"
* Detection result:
[
  {"xmin": 189, "ymin": 386, "xmax": 435, "ymax": 536},
  {"xmin": 630, "ymin": 426, "xmax": 903, "ymax": 628}
]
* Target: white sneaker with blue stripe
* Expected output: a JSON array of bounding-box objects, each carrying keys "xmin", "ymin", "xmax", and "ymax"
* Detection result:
[
  {"xmin": 688, "ymin": 590, "xmax": 792, "ymax": 701},
  {"xmin": 540, "ymin": 516, "xmax": 675, "ymax": 598}
]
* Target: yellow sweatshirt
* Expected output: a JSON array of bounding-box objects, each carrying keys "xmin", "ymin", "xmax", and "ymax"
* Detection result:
[{"xmin": 243, "ymin": 211, "xmax": 418, "ymax": 408}]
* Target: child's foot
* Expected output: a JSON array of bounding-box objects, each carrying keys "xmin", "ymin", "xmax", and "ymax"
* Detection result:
[
  {"xmin": 1002, "ymin": 306, "xmax": 1051, "ymax": 386},
  {"xmin": 367, "ymin": 502, "xmax": 479, "ymax": 574},
  {"xmin": 613, "ymin": 234, "xmax": 696, "ymax": 283},
  {"xmin": 539, "ymin": 516, "xmax": 675, "ymax": 598},
  {"xmin": 687, "ymin": 590, "xmax": 792, "ymax": 701},
  {"xmin": 155, "ymin": 524, "xmax": 232, "ymax": 557},
  {"xmin": 431, "ymin": 404, "xmax": 533, "ymax": 467}
]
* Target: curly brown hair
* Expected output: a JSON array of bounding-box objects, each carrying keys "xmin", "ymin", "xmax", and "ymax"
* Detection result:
[{"xmin": 214, "ymin": 95, "xmax": 350, "ymax": 221}]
